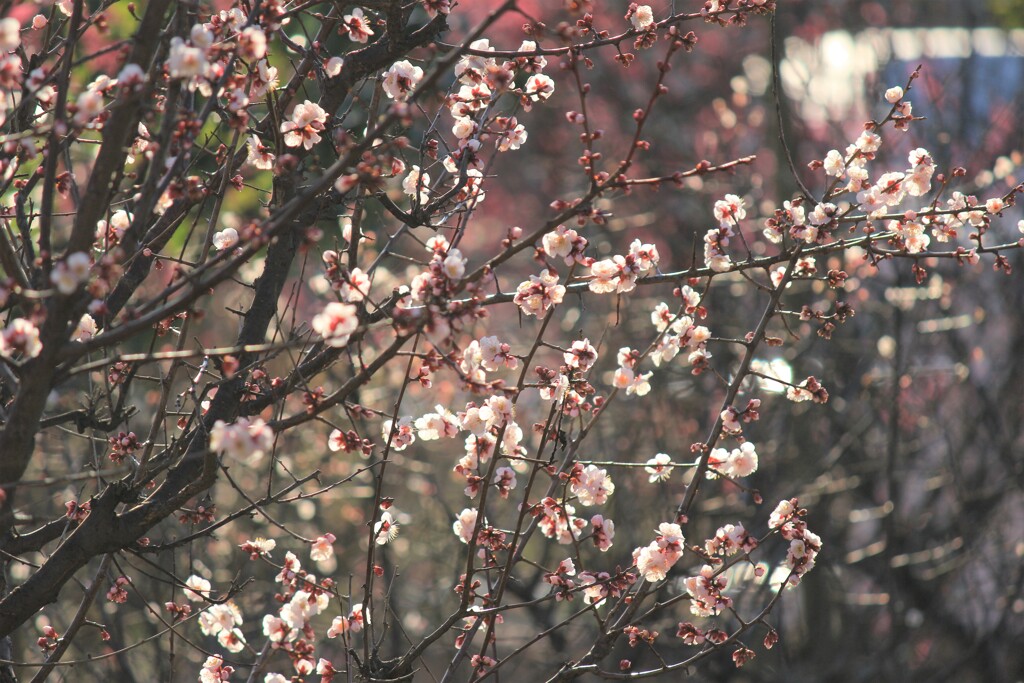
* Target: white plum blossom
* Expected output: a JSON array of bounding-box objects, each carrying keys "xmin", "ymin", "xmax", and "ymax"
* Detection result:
[
  {"xmin": 414, "ymin": 405, "xmax": 460, "ymax": 440},
  {"xmin": 704, "ymin": 228, "xmax": 732, "ymax": 272},
  {"xmin": 73, "ymin": 314, "xmax": 98, "ymax": 342},
  {"xmin": 212, "ymin": 228, "xmax": 239, "ymax": 250},
  {"xmin": 885, "ymin": 86, "xmax": 904, "ymax": 103},
  {"xmin": 985, "ymin": 197, "xmax": 1005, "ymax": 214},
  {"xmin": 382, "ymin": 60, "xmax": 424, "ymax": 101},
  {"xmin": 713, "ymin": 194, "xmax": 746, "ymax": 227},
  {"xmin": 514, "ymin": 269, "xmax": 565, "ymax": 316},
  {"xmin": 246, "ymin": 135, "xmax": 275, "ymax": 170},
  {"xmin": 402, "ymin": 165, "xmax": 430, "ymax": 204},
  {"xmin": 768, "ymin": 498, "xmax": 797, "ymax": 529},
  {"xmin": 453, "ymin": 508, "xmax": 478, "ymax": 543},
  {"xmin": 310, "ymin": 534, "xmax": 335, "ymax": 562},
  {"xmin": 167, "ymin": 38, "xmax": 207, "ymax": 80},
  {"xmin": 442, "ymin": 249, "xmax": 467, "ymax": 281},
  {"xmin": 0, "ymin": 319, "xmax": 41, "ymax": 360},
  {"xmin": 281, "ymin": 100, "xmax": 327, "ymax": 150},
  {"xmin": 891, "ymin": 219, "xmax": 930, "ymax": 254},
  {"xmin": 496, "ymin": 117, "xmax": 528, "ymax": 151},
  {"xmin": 184, "ymin": 575, "xmax": 212, "ymax": 602},
  {"xmin": 452, "ymin": 116, "xmax": 476, "ymax": 140},
  {"xmin": 564, "ymin": 339, "xmax": 598, "ymax": 371},
  {"xmin": 325, "ymin": 56, "xmax": 344, "ymax": 78},
  {"xmin": 632, "ymin": 523, "xmax": 685, "ymax": 582},
  {"xmin": 644, "ymin": 454, "xmax": 673, "ymax": 483},
  {"xmin": 343, "ymin": 7, "xmax": 374, "ymax": 43},
  {"xmin": 571, "ymin": 465, "xmax": 615, "ymax": 506},
  {"xmin": 525, "ymin": 74, "xmax": 555, "ymax": 102},
  {"xmin": 855, "ymin": 130, "xmax": 882, "ymax": 153},
  {"xmin": 708, "ymin": 442, "xmax": 758, "ymax": 478},
  {"xmin": 823, "ymin": 149, "xmax": 845, "ymax": 177},
  {"xmin": 382, "ymin": 416, "xmax": 415, "ymax": 451},
  {"xmin": 542, "ymin": 224, "xmax": 578, "ymax": 260},
  {"xmin": 0, "ymin": 18, "xmax": 21, "ymax": 53},
  {"xmin": 209, "ymin": 417, "xmax": 274, "ymax": 462},
  {"xmin": 373, "ymin": 511, "xmax": 400, "ymax": 544},
  {"xmin": 50, "ymin": 252, "xmax": 91, "ymax": 294},
  {"xmin": 455, "ymin": 39, "xmax": 495, "ymax": 84},
  {"xmin": 311, "ymin": 302, "xmax": 359, "ymax": 347},
  {"xmin": 683, "ymin": 565, "xmax": 730, "ymax": 617},
  {"xmin": 631, "ymin": 5, "xmax": 655, "ymax": 30}
]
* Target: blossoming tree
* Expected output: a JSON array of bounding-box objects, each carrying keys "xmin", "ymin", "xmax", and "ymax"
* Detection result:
[{"xmin": 0, "ymin": 0, "xmax": 1021, "ymax": 681}]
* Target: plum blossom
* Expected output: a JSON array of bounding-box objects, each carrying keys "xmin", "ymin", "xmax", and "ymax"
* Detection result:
[
  {"xmin": 199, "ymin": 601, "xmax": 246, "ymax": 652},
  {"xmin": 240, "ymin": 537, "xmax": 276, "ymax": 559},
  {"xmin": 453, "ymin": 508, "xmax": 478, "ymax": 543},
  {"xmin": 474, "ymin": 335, "xmax": 518, "ymax": 372},
  {"xmin": 885, "ymin": 86, "xmax": 904, "ymax": 103},
  {"xmin": 374, "ymin": 511, "xmax": 400, "ymax": 544},
  {"xmin": 325, "ymin": 56, "xmax": 344, "ymax": 78},
  {"xmin": 891, "ymin": 219, "xmax": 930, "ymax": 254},
  {"xmin": 768, "ymin": 498, "xmax": 798, "ymax": 529},
  {"xmin": 704, "ymin": 228, "xmax": 732, "ymax": 272},
  {"xmin": 442, "ymin": 249, "xmax": 467, "ymax": 281},
  {"xmin": 382, "ymin": 60, "xmax": 424, "ymax": 101},
  {"xmin": 495, "ymin": 116, "xmax": 528, "ymax": 151},
  {"xmin": 73, "ymin": 314, "xmax": 98, "ymax": 342},
  {"xmin": 684, "ymin": 565, "xmax": 731, "ymax": 617},
  {"xmin": 632, "ymin": 523, "xmax": 685, "ymax": 582},
  {"xmin": 281, "ymin": 100, "xmax": 327, "ymax": 150},
  {"xmin": 1, "ymin": 319, "xmax": 42, "ymax": 360},
  {"xmin": 855, "ymin": 130, "xmax": 882, "ymax": 153},
  {"xmin": 514, "ymin": 269, "xmax": 565, "ymax": 316},
  {"xmin": 212, "ymin": 228, "xmax": 239, "ymax": 250},
  {"xmin": 343, "ymin": 7, "xmax": 374, "ymax": 43},
  {"xmin": 705, "ymin": 522, "xmax": 756, "ymax": 557},
  {"xmin": 199, "ymin": 655, "xmax": 233, "ymax": 683},
  {"xmin": 414, "ymin": 405, "xmax": 460, "ymax": 440},
  {"xmin": 252, "ymin": 59, "xmax": 279, "ymax": 97},
  {"xmin": 782, "ymin": 525, "xmax": 822, "ymax": 587},
  {"xmin": 382, "ymin": 416, "xmax": 415, "ymax": 451},
  {"xmin": 311, "ymin": 302, "xmax": 359, "ymax": 347},
  {"xmin": 455, "ymin": 39, "xmax": 495, "ymax": 84},
  {"xmin": 209, "ymin": 417, "xmax": 274, "ymax": 462},
  {"xmin": 713, "ymin": 194, "xmax": 746, "ymax": 227},
  {"xmin": 73, "ymin": 88, "xmax": 105, "ymax": 126},
  {"xmin": 0, "ymin": 18, "xmax": 20, "ymax": 53},
  {"xmin": 96, "ymin": 209, "xmax": 133, "ymax": 247},
  {"xmin": 493, "ymin": 467, "xmax": 517, "ymax": 499},
  {"xmin": 280, "ymin": 590, "xmax": 328, "ymax": 631},
  {"xmin": 613, "ymin": 360, "xmax": 652, "ymax": 397},
  {"xmin": 50, "ymin": 252, "xmax": 91, "ymax": 294},
  {"xmin": 541, "ymin": 224, "xmax": 589, "ymax": 264},
  {"xmin": 525, "ymin": 74, "xmax": 555, "ymax": 102},
  {"xmin": 630, "ymin": 5, "xmax": 655, "ymax": 30},
  {"xmin": 708, "ymin": 442, "xmax": 758, "ymax": 479},
  {"xmin": 571, "ymin": 465, "xmax": 615, "ymax": 506},
  {"xmin": 238, "ymin": 27, "xmax": 267, "ymax": 61},
  {"xmin": 644, "ymin": 453, "xmax": 673, "ymax": 483},
  {"xmin": 905, "ymin": 147, "xmax": 934, "ymax": 196},
  {"xmin": 564, "ymin": 339, "xmax": 598, "ymax": 371},
  {"xmin": 246, "ymin": 135, "xmax": 274, "ymax": 170},
  {"xmin": 590, "ymin": 514, "xmax": 615, "ymax": 551},
  {"xmin": 823, "ymin": 149, "xmax": 845, "ymax": 178},
  {"xmin": 311, "ymin": 533, "xmax": 335, "ymax": 562},
  {"xmin": 402, "ymin": 165, "xmax": 430, "ymax": 204},
  {"xmin": 184, "ymin": 575, "xmax": 212, "ymax": 602},
  {"xmin": 167, "ymin": 38, "xmax": 207, "ymax": 80}
]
